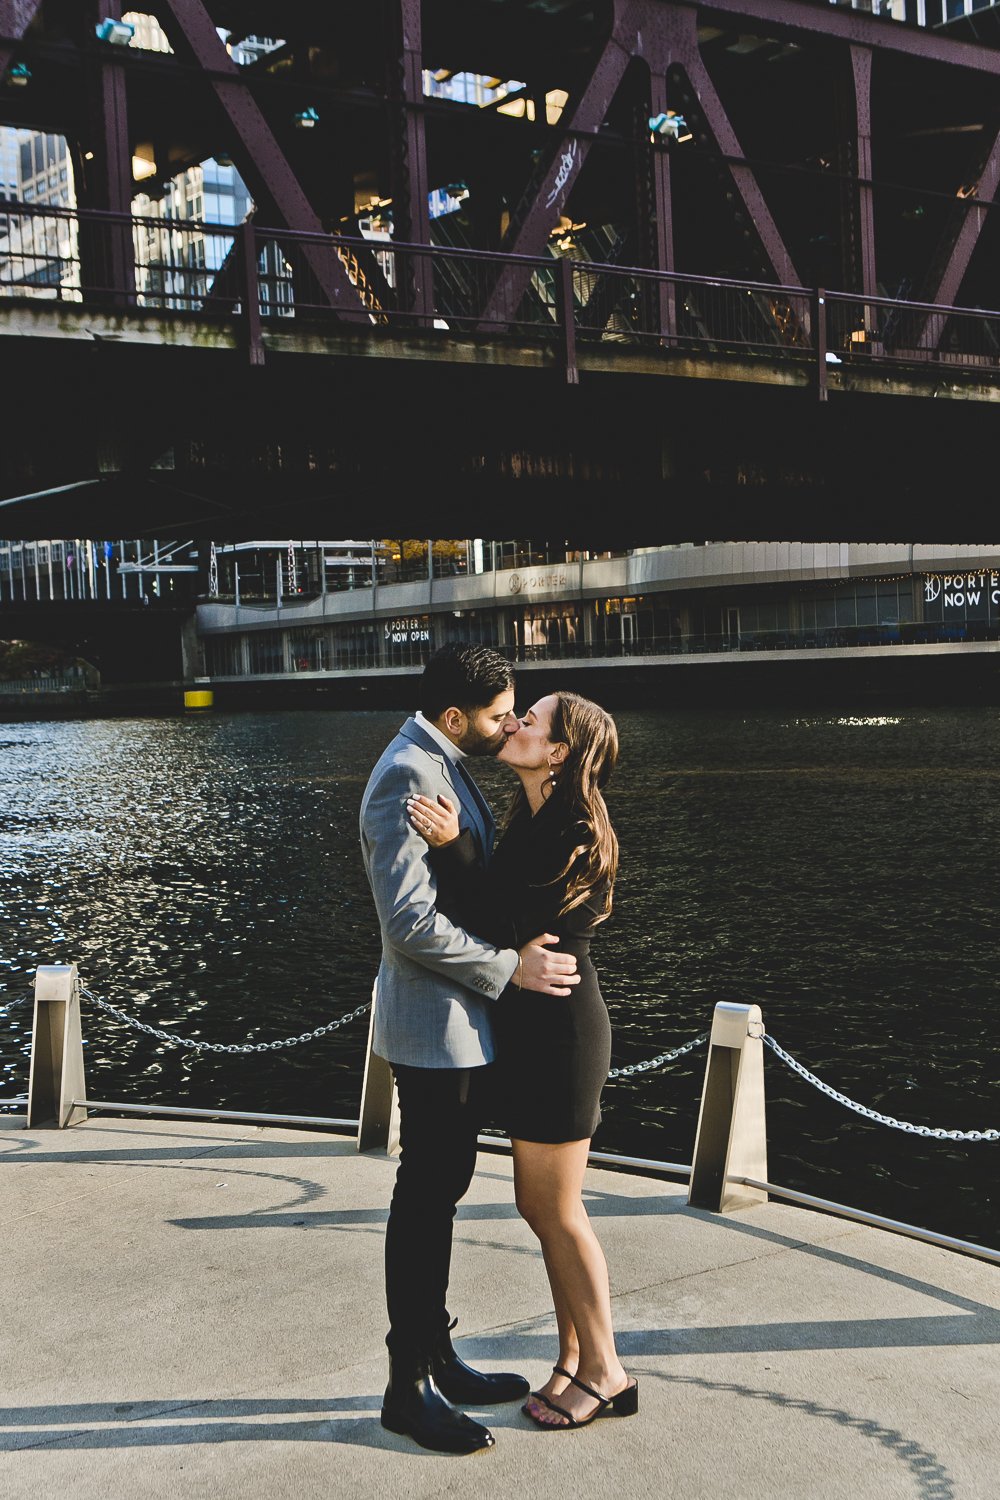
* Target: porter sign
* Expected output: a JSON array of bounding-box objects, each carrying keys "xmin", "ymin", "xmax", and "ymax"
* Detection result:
[
  {"xmin": 385, "ymin": 615, "xmax": 431, "ymax": 646},
  {"xmin": 923, "ymin": 571, "xmax": 1000, "ymax": 622},
  {"xmin": 508, "ymin": 567, "xmax": 568, "ymax": 594}
]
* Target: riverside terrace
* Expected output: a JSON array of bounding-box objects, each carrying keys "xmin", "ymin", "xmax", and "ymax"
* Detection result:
[{"xmin": 2, "ymin": 968, "xmax": 998, "ymax": 1496}]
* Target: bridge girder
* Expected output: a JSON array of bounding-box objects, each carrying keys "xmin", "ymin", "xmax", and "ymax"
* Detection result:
[
  {"xmin": 2, "ymin": 0, "xmax": 1000, "ymax": 539},
  {"xmin": 3, "ymin": 1, "xmax": 1000, "ymax": 299}
]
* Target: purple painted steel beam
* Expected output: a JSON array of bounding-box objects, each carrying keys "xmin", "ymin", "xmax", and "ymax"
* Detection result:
[
  {"xmin": 851, "ymin": 46, "xmax": 877, "ymax": 302},
  {"xmin": 700, "ymin": 0, "xmax": 1000, "ymax": 75},
  {"xmin": 399, "ymin": 0, "xmax": 433, "ymax": 319},
  {"xmin": 87, "ymin": 0, "xmax": 135, "ymax": 299},
  {"xmin": 478, "ymin": 0, "xmax": 643, "ymax": 329},
  {"xmin": 157, "ymin": 0, "xmax": 367, "ymax": 321},
  {"xmin": 666, "ymin": 6, "xmax": 801, "ymax": 286},
  {"xmin": 483, "ymin": 0, "xmax": 802, "ymax": 329},
  {"xmin": 916, "ymin": 126, "xmax": 1000, "ymax": 348},
  {"xmin": 648, "ymin": 69, "xmax": 677, "ymax": 340},
  {"xmin": 0, "ymin": 0, "xmax": 42, "ymax": 78}
]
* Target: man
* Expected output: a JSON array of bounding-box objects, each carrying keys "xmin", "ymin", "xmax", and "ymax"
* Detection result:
[{"xmin": 359, "ymin": 643, "xmax": 580, "ymax": 1456}]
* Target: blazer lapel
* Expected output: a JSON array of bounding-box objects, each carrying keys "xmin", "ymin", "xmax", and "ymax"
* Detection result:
[
  {"xmin": 452, "ymin": 758, "xmax": 496, "ymax": 860},
  {"xmin": 400, "ymin": 717, "xmax": 495, "ymax": 860}
]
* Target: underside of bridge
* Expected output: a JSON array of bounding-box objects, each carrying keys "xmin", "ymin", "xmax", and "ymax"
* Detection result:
[
  {"xmin": 2, "ymin": 335, "xmax": 998, "ymax": 542},
  {"xmin": 2, "ymin": 0, "xmax": 1000, "ymax": 540}
]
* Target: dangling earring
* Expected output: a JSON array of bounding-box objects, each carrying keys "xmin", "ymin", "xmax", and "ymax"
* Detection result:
[{"xmin": 545, "ymin": 766, "xmax": 559, "ymax": 796}]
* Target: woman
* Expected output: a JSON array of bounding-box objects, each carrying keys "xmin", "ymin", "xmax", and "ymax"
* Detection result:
[{"xmin": 406, "ymin": 690, "xmax": 637, "ymax": 1432}]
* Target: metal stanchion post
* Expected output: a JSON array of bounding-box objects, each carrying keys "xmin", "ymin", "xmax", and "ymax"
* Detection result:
[
  {"xmin": 357, "ymin": 985, "xmax": 400, "ymax": 1157},
  {"xmin": 26, "ymin": 964, "xmax": 87, "ymax": 1129},
  {"xmin": 688, "ymin": 1001, "xmax": 767, "ymax": 1213}
]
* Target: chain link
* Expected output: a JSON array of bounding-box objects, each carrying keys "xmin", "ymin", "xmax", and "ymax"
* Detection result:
[
  {"xmin": 0, "ymin": 996, "xmax": 29, "ymax": 1020},
  {"xmin": 763, "ymin": 1033, "xmax": 1000, "ymax": 1141},
  {"xmin": 79, "ymin": 986, "xmax": 371, "ymax": 1054},
  {"xmin": 607, "ymin": 1031, "xmax": 708, "ymax": 1079}
]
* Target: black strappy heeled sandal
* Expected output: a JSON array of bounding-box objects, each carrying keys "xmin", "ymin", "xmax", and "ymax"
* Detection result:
[
  {"xmin": 521, "ymin": 1363, "xmax": 576, "ymax": 1417},
  {"xmin": 523, "ymin": 1369, "xmax": 639, "ymax": 1430}
]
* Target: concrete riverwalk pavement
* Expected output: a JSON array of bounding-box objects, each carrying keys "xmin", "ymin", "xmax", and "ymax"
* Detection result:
[{"xmin": 2, "ymin": 1114, "xmax": 998, "ymax": 1499}]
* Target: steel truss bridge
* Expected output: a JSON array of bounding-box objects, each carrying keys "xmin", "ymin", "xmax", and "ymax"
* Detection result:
[{"xmin": 3, "ymin": 0, "xmax": 1000, "ymax": 542}]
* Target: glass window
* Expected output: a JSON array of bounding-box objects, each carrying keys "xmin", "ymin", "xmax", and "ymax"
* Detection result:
[
  {"xmin": 287, "ymin": 629, "xmax": 325, "ymax": 671},
  {"xmin": 835, "ymin": 592, "xmax": 856, "ymax": 628},
  {"xmin": 876, "ymin": 581, "xmax": 901, "ymax": 625},
  {"xmin": 898, "ymin": 584, "xmax": 914, "ymax": 624},
  {"xmin": 246, "ymin": 631, "xmax": 284, "ymax": 674},
  {"xmin": 441, "ymin": 610, "xmax": 500, "ymax": 648},
  {"xmin": 331, "ymin": 622, "xmax": 379, "ymax": 669},
  {"xmin": 856, "ymin": 586, "xmax": 877, "ymax": 626},
  {"xmin": 205, "ymin": 635, "xmax": 244, "ymax": 676},
  {"xmin": 431, "ymin": 541, "xmax": 470, "ymax": 578},
  {"xmin": 378, "ymin": 540, "xmax": 428, "ymax": 584},
  {"xmin": 518, "ymin": 602, "xmax": 579, "ymax": 655}
]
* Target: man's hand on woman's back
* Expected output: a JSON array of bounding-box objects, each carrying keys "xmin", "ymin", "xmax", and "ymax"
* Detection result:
[{"xmin": 517, "ymin": 935, "xmax": 580, "ymax": 996}]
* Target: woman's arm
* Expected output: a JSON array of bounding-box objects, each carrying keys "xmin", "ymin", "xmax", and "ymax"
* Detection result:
[{"xmin": 408, "ymin": 792, "xmax": 500, "ymax": 939}]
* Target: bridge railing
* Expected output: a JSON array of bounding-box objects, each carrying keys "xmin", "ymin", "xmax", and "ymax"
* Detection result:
[
  {"xmin": 826, "ymin": 289, "xmax": 1000, "ymax": 367},
  {"xmin": 4, "ymin": 200, "xmax": 1000, "ymax": 385}
]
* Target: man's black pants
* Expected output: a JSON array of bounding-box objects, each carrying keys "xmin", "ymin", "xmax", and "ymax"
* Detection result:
[{"xmin": 384, "ymin": 1061, "xmax": 493, "ymax": 1357}]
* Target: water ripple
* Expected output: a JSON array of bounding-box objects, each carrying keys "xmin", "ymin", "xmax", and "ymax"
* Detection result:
[{"xmin": 1, "ymin": 705, "xmax": 997, "ymax": 1248}]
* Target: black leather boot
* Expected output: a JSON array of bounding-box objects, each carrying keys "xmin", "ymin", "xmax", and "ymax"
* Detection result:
[
  {"xmin": 430, "ymin": 1318, "xmax": 531, "ymax": 1406},
  {"xmin": 381, "ymin": 1349, "xmax": 496, "ymax": 1455}
]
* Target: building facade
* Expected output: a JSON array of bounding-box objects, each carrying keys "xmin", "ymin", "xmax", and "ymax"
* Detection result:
[{"xmin": 194, "ymin": 540, "xmax": 1000, "ymax": 682}]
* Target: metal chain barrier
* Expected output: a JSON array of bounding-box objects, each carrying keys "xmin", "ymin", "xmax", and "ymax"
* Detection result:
[
  {"xmin": 20, "ymin": 986, "xmax": 998, "ymax": 1143},
  {"xmin": 79, "ymin": 986, "xmax": 371, "ymax": 1054},
  {"xmin": 763, "ymin": 1032, "xmax": 1000, "ymax": 1141},
  {"xmin": 607, "ymin": 1031, "xmax": 708, "ymax": 1079},
  {"xmin": 78, "ymin": 980, "xmax": 707, "ymax": 1074}
]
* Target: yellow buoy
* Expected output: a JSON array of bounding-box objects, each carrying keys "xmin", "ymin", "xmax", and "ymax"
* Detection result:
[{"xmin": 183, "ymin": 689, "xmax": 214, "ymax": 710}]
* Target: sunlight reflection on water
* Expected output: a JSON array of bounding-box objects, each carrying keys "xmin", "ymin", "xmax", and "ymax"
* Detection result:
[{"xmin": 1, "ymin": 705, "xmax": 998, "ymax": 1247}]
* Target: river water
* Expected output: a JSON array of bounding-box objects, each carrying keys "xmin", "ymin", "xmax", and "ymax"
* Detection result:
[{"xmin": 1, "ymin": 705, "xmax": 997, "ymax": 1249}]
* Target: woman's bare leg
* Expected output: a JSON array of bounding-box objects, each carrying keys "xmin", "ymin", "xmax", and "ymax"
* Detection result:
[
  {"xmin": 513, "ymin": 1137, "xmax": 630, "ymax": 1426},
  {"xmin": 522, "ymin": 1244, "xmax": 579, "ymax": 1417}
]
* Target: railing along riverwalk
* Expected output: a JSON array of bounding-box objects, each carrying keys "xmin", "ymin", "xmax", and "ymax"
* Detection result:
[
  {"xmin": 2, "ymin": 964, "xmax": 998, "ymax": 1268},
  {"xmin": 5, "ymin": 200, "xmax": 1000, "ymax": 394}
]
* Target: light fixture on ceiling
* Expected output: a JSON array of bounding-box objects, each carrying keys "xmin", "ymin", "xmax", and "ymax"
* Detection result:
[
  {"xmin": 649, "ymin": 111, "xmax": 689, "ymax": 144},
  {"xmin": 4, "ymin": 61, "xmax": 31, "ymax": 87},
  {"xmin": 293, "ymin": 106, "xmax": 319, "ymax": 129},
  {"xmin": 95, "ymin": 18, "xmax": 135, "ymax": 45},
  {"xmin": 132, "ymin": 150, "xmax": 157, "ymax": 181}
]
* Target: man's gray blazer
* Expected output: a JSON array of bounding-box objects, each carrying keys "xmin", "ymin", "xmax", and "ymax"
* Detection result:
[{"xmin": 359, "ymin": 716, "xmax": 518, "ymax": 1068}]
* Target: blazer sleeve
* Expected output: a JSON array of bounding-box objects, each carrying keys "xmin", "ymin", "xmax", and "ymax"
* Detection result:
[{"xmin": 361, "ymin": 763, "xmax": 519, "ymax": 997}]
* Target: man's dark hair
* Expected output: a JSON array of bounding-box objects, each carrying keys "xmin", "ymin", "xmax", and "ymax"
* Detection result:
[{"xmin": 420, "ymin": 643, "xmax": 515, "ymax": 720}]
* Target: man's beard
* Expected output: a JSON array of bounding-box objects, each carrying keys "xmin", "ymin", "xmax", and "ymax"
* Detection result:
[{"xmin": 460, "ymin": 727, "xmax": 506, "ymax": 757}]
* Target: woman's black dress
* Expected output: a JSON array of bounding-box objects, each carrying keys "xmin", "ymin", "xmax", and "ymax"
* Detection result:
[{"xmin": 434, "ymin": 794, "xmax": 612, "ymax": 1144}]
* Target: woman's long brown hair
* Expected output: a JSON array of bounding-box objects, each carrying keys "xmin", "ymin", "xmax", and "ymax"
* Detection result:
[{"xmin": 505, "ymin": 691, "xmax": 619, "ymax": 921}]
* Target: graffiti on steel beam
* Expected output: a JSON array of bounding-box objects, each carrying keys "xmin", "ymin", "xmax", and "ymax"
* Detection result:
[{"xmin": 545, "ymin": 140, "xmax": 580, "ymax": 211}]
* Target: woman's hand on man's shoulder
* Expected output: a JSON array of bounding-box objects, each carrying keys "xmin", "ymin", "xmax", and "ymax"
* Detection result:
[{"xmin": 407, "ymin": 792, "xmax": 461, "ymax": 847}]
